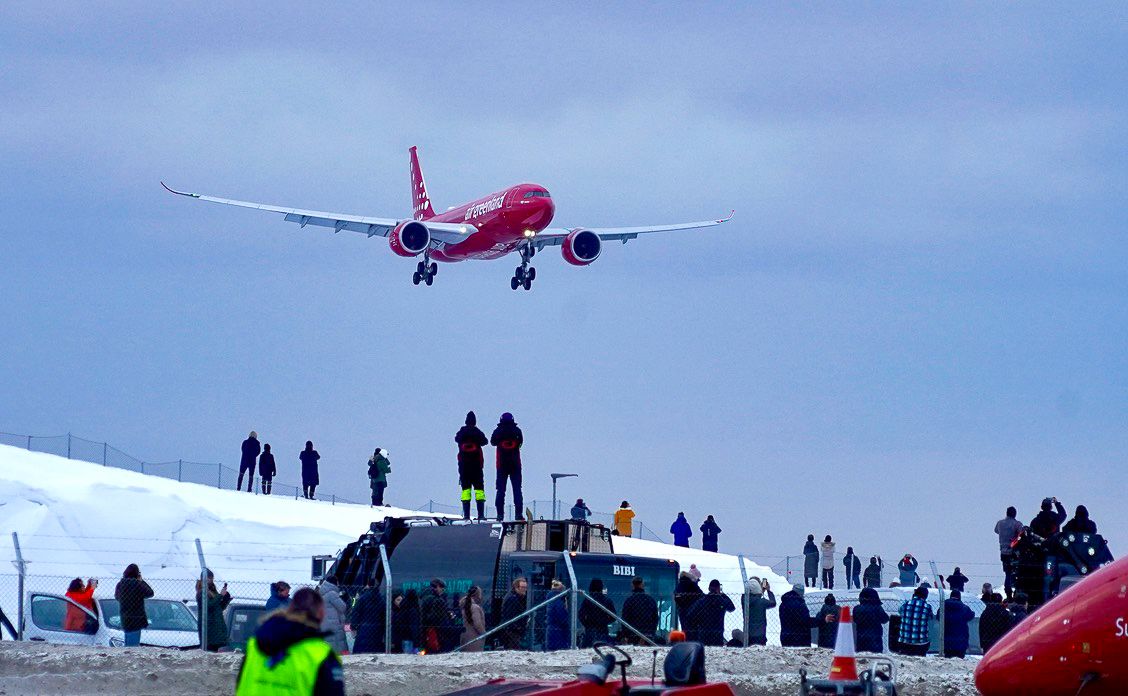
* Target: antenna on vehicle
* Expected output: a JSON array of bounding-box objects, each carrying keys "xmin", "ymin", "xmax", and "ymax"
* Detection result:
[{"xmin": 651, "ymin": 649, "xmax": 659, "ymax": 686}]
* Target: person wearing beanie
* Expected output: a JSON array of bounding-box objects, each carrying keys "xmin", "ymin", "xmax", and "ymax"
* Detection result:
[
  {"xmin": 1030, "ymin": 497, "xmax": 1067, "ymax": 539},
  {"xmin": 943, "ymin": 590, "xmax": 975, "ymax": 658},
  {"xmin": 238, "ymin": 430, "xmax": 261, "ymax": 493},
  {"xmin": 614, "ymin": 501, "xmax": 635, "ymax": 537},
  {"xmin": 853, "ymin": 586, "xmax": 889, "ymax": 653},
  {"xmin": 258, "ymin": 443, "xmax": 276, "ymax": 495},
  {"xmin": 700, "ymin": 515, "xmax": 722, "ymax": 553},
  {"xmin": 670, "ymin": 512, "xmax": 692, "ymax": 547},
  {"xmin": 745, "ymin": 578, "xmax": 776, "ymax": 645},
  {"xmin": 684, "ymin": 578, "xmax": 735, "ymax": 646},
  {"xmin": 779, "ymin": 583, "xmax": 814, "ymax": 647},
  {"xmin": 689, "ymin": 564, "xmax": 702, "ymax": 582},
  {"xmin": 815, "ymin": 594, "xmax": 840, "ymax": 648},
  {"xmin": 455, "ymin": 411, "xmax": 489, "ymax": 520},
  {"xmin": 674, "ymin": 570, "xmax": 703, "ymax": 630},
  {"xmin": 490, "ymin": 412, "xmax": 524, "ymax": 521},
  {"xmin": 803, "ymin": 534, "xmax": 819, "ymax": 588},
  {"xmin": 843, "ymin": 546, "xmax": 862, "ymax": 589},
  {"xmin": 367, "ymin": 447, "xmax": 392, "ymax": 507},
  {"xmin": 820, "ymin": 535, "xmax": 836, "ymax": 589},
  {"xmin": 570, "ymin": 498, "xmax": 591, "ymax": 522}
]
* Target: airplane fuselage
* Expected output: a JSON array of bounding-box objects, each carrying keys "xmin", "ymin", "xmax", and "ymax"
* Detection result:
[{"xmin": 428, "ymin": 183, "xmax": 555, "ymax": 263}]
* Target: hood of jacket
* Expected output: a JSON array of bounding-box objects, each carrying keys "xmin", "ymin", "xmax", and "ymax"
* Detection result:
[
  {"xmin": 255, "ymin": 614, "xmax": 329, "ymax": 656},
  {"xmin": 859, "ymin": 587, "xmax": 881, "ymax": 605}
]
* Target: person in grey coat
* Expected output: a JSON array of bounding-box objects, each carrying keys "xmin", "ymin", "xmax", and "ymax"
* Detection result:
[
  {"xmin": 745, "ymin": 578, "xmax": 777, "ymax": 646},
  {"xmin": 318, "ymin": 575, "xmax": 349, "ymax": 654}
]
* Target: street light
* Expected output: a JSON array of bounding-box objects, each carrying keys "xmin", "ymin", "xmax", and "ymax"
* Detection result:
[{"xmin": 551, "ymin": 473, "xmax": 579, "ymax": 520}]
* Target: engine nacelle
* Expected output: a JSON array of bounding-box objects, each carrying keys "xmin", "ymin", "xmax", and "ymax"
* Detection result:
[
  {"xmin": 388, "ymin": 220, "xmax": 430, "ymax": 257},
  {"xmin": 561, "ymin": 229, "xmax": 601, "ymax": 266}
]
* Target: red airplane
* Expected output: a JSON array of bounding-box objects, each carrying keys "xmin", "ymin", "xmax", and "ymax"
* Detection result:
[
  {"xmin": 975, "ymin": 555, "xmax": 1128, "ymax": 695},
  {"xmin": 163, "ymin": 146, "xmax": 732, "ymax": 290}
]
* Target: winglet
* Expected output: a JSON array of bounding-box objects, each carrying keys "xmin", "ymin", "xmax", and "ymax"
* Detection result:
[
  {"xmin": 161, "ymin": 181, "xmax": 199, "ymax": 198},
  {"xmin": 717, "ymin": 209, "xmax": 735, "ymax": 223}
]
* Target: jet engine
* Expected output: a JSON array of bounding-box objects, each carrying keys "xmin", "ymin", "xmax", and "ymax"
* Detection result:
[
  {"xmin": 561, "ymin": 229, "xmax": 601, "ymax": 266},
  {"xmin": 388, "ymin": 220, "xmax": 430, "ymax": 257}
]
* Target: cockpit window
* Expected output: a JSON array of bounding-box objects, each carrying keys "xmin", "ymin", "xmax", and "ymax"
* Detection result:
[{"xmin": 522, "ymin": 190, "xmax": 550, "ymax": 198}]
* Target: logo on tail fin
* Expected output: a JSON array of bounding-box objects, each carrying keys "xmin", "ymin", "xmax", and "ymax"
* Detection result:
[{"xmin": 409, "ymin": 146, "xmax": 435, "ymax": 221}]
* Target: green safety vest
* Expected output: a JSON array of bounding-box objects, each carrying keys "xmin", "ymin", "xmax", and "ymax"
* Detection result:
[{"xmin": 236, "ymin": 636, "xmax": 334, "ymax": 696}]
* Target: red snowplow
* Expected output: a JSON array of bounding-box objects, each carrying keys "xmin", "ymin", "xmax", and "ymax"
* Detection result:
[{"xmin": 439, "ymin": 643, "xmax": 736, "ymax": 695}]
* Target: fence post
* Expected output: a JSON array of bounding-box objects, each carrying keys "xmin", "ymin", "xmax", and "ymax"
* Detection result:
[
  {"xmin": 379, "ymin": 544, "xmax": 393, "ymax": 654},
  {"xmin": 11, "ymin": 532, "xmax": 27, "ymax": 640},
  {"xmin": 26, "ymin": 435, "xmax": 31, "ymax": 450},
  {"xmin": 930, "ymin": 560, "xmax": 945, "ymax": 656},
  {"xmin": 216, "ymin": 464, "xmax": 222, "ymax": 489},
  {"xmin": 563, "ymin": 551, "xmax": 579, "ymax": 650},
  {"xmin": 786, "ymin": 555, "xmax": 791, "ymax": 582},
  {"xmin": 428, "ymin": 500, "xmax": 434, "ymax": 513},
  {"xmin": 103, "ymin": 442, "xmax": 108, "ymax": 466},
  {"xmin": 67, "ymin": 433, "xmax": 72, "ymax": 459},
  {"xmin": 196, "ymin": 539, "xmax": 208, "ymax": 651},
  {"xmin": 178, "ymin": 459, "xmax": 183, "ymax": 482},
  {"xmin": 738, "ymin": 554, "xmax": 750, "ymax": 648}
]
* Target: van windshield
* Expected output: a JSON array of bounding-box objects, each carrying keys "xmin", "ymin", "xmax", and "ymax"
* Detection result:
[{"xmin": 101, "ymin": 599, "xmax": 198, "ymax": 632}]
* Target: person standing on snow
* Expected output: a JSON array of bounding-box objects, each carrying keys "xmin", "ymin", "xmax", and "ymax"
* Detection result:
[
  {"xmin": 994, "ymin": 506, "xmax": 1023, "ymax": 599},
  {"xmin": 700, "ymin": 515, "xmax": 722, "ymax": 552},
  {"xmin": 863, "ymin": 556, "xmax": 884, "ymax": 589},
  {"xmin": 238, "ymin": 431, "xmax": 261, "ymax": 492},
  {"xmin": 843, "ymin": 547, "xmax": 862, "ymax": 590},
  {"xmin": 944, "ymin": 567, "xmax": 969, "ymax": 594},
  {"xmin": 803, "ymin": 535, "xmax": 819, "ymax": 588},
  {"xmin": 455, "ymin": 411, "xmax": 489, "ymax": 520},
  {"xmin": 300, "ymin": 441, "xmax": 320, "ymax": 500},
  {"xmin": 491, "ymin": 412, "xmax": 524, "ymax": 521},
  {"xmin": 367, "ymin": 447, "xmax": 391, "ymax": 507},
  {"xmin": 897, "ymin": 554, "xmax": 919, "ymax": 587},
  {"xmin": 670, "ymin": 512, "xmax": 692, "ymax": 547},
  {"xmin": 258, "ymin": 444, "xmax": 276, "ymax": 495},
  {"xmin": 614, "ymin": 501, "xmax": 635, "ymax": 537},
  {"xmin": 820, "ymin": 535, "xmax": 836, "ymax": 589}
]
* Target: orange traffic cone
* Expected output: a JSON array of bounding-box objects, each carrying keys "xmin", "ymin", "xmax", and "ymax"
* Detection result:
[{"xmin": 828, "ymin": 605, "xmax": 859, "ymax": 681}]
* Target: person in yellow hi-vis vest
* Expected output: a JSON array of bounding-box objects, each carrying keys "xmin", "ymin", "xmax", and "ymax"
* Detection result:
[
  {"xmin": 614, "ymin": 501, "xmax": 636, "ymax": 537},
  {"xmin": 236, "ymin": 587, "xmax": 345, "ymax": 696}
]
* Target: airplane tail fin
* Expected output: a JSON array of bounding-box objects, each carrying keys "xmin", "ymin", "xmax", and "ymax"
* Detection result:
[{"xmin": 409, "ymin": 146, "xmax": 436, "ymax": 221}]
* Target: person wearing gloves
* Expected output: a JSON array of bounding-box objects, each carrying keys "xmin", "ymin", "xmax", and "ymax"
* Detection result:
[
  {"xmin": 820, "ymin": 535, "xmax": 837, "ymax": 589},
  {"xmin": 614, "ymin": 501, "xmax": 635, "ymax": 537},
  {"xmin": 670, "ymin": 512, "xmax": 692, "ymax": 547},
  {"xmin": 455, "ymin": 411, "xmax": 489, "ymax": 520},
  {"xmin": 898, "ymin": 554, "xmax": 920, "ymax": 587},
  {"xmin": 745, "ymin": 578, "xmax": 776, "ymax": 646},
  {"xmin": 367, "ymin": 447, "xmax": 392, "ymax": 507}
]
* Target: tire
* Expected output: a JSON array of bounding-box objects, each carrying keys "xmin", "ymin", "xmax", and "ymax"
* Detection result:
[
  {"xmin": 417, "ymin": 261, "xmax": 425, "ymax": 274},
  {"xmin": 412, "ymin": 272, "xmax": 421, "ymax": 285},
  {"xmin": 510, "ymin": 276, "xmax": 519, "ymax": 290},
  {"xmin": 515, "ymin": 266, "xmax": 525, "ymax": 281},
  {"xmin": 425, "ymin": 274, "xmax": 434, "ymax": 286},
  {"xmin": 523, "ymin": 277, "xmax": 532, "ymax": 291},
  {"xmin": 527, "ymin": 267, "xmax": 536, "ymax": 281},
  {"xmin": 429, "ymin": 263, "xmax": 438, "ymax": 276}
]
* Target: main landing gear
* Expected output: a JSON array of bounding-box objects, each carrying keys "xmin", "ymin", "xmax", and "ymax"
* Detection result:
[
  {"xmin": 510, "ymin": 244, "xmax": 536, "ymax": 291},
  {"xmin": 412, "ymin": 254, "xmax": 437, "ymax": 286}
]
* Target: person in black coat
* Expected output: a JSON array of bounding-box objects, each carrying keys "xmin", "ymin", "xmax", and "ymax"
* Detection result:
[
  {"xmin": 853, "ymin": 587, "xmax": 889, "ymax": 653},
  {"xmin": 779, "ymin": 585, "xmax": 815, "ymax": 647},
  {"xmin": 843, "ymin": 547, "xmax": 862, "ymax": 590},
  {"xmin": 392, "ymin": 590, "xmax": 421, "ymax": 653},
  {"xmin": 674, "ymin": 571, "xmax": 704, "ymax": 631},
  {"xmin": 579, "ymin": 578, "xmax": 616, "ymax": 647},
  {"xmin": 814, "ymin": 595, "xmax": 840, "ymax": 648},
  {"xmin": 238, "ymin": 431, "xmax": 261, "ymax": 492},
  {"xmin": 114, "ymin": 563, "xmax": 154, "ymax": 646},
  {"xmin": 803, "ymin": 535, "xmax": 819, "ymax": 588},
  {"xmin": 620, "ymin": 577, "xmax": 659, "ymax": 644},
  {"xmin": 258, "ymin": 444, "xmax": 276, "ymax": 495},
  {"xmin": 685, "ymin": 579, "xmax": 736, "ymax": 646},
  {"xmin": 490, "ymin": 413, "xmax": 524, "ymax": 521},
  {"xmin": 420, "ymin": 579, "xmax": 455, "ymax": 654},
  {"xmin": 300, "ymin": 441, "xmax": 320, "ymax": 499},
  {"xmin": 1030, "ymin": 497, "xmax": 1067, "ymax": 538},
  {"xmin": 700, "ymin": 515, "xmax": 722, "ymax": 552},
  {"xmin": 978, "ymin": 593, "xmax": 1012, "ymax": 652},
  {"xmin": 945, "ymin": 567, "xmax": 969, "ymax": 594},
  {"xmin": 351, "ymin": 583, "xmax": 386, "ymax": 654},
  {"xmin": 500, "ymin": 577, "xmax": 529, "ymax": 649},
  {"xmin": 1063, "ymin": 505, "xmax": 1098, "ymax": 534},
  {"xmin": 455, "ymin": 411, "xmax": 489, "ymax": 520}
]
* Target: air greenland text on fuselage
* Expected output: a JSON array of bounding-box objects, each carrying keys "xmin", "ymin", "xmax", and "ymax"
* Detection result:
[{"xmin": 464, "ymin": 195, "xmax": 505, "ymax": 221}]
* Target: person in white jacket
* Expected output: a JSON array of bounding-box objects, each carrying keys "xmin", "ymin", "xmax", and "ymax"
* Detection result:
[
  {"xmin": 820, "ymin": 535, "xmax": 837, "ymax": 589},
  {"xmin": 318, "ymin": 575, "xmax": 349, "ymax": 654}
]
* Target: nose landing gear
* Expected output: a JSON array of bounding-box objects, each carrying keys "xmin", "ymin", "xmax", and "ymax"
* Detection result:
[
  {"xmin": 510, "ymin": 244, "xmax": 536, "ymax": 291},
  {"xmin": 412, "ymin": 255, "xmax": 438, "ymax": 286}
]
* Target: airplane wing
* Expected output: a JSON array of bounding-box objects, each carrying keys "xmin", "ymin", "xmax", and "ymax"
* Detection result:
[
  {"xmin": 160, "ymin": 183, "xmax": 474, "ymax": 245},
  {"xmin": 531, "ymin": 211, "xmax": 734, "ymax": 249}
]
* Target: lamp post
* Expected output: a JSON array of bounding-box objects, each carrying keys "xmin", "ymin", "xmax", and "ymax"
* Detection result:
[{"xmin": 551, "ymin": 473, "xmax": 579, "ymax": 520}]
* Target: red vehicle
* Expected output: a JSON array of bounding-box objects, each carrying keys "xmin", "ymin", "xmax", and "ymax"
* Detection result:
[
  {"xmin": 163, "ymin": 146, "xmax": 732, "ymax": 290},
  {"xmin": 440, "ymin": 642, "xmax": 735, "ymax": 695},
  {"xmin": 975, "ymin": 554, "xmax": 1128, "ymax": 695}
]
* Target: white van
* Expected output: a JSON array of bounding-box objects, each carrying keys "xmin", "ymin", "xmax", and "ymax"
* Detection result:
[{"xmin": 23, "ymin": 591, "xmax": 199, "ymax": 648}]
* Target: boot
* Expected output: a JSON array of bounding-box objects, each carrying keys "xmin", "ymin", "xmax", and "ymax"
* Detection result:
[
  {"xmin": 476, "ymin": 500, "xmax": 486, "ymax": 521},
  {"xmin": 462, "ymin": 500, "xmax": 471, "ymax": 520}
]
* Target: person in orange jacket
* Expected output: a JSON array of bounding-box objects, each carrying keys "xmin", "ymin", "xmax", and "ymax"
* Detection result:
[
  {"xmin": 614, "ymin": 501, "xmax": 635, "ymax": 537},
  {"xmin": 64, "ymin": 577, "xmax": 98, "ymax": 632}
]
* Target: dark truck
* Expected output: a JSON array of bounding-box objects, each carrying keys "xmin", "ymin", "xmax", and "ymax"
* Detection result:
[{"xmin": 328, "ymin": 516, "xmax": 679, "ymax": 648}]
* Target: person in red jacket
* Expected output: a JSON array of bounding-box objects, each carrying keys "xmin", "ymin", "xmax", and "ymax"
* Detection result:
[
  {"xmin": 64, "ymin": 577, "xmax": 98, "ymax": 632},
  {"xmin": 455, "ymin": 411, "xmax": 489, "ymax": 520}
]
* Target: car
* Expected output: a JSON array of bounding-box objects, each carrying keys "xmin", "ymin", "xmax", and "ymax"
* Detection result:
[{"xmin": 23, "ymin": 591, "xmax": 199, "ymax": 648}]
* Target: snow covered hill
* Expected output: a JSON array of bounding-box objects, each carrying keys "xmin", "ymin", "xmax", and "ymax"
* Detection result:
[{"xmin": 0, "ymin": 444, "xmax": 788, "ymax": 631}]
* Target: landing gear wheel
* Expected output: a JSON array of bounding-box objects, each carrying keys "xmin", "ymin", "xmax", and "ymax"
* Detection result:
[
  {"xmin": 510, "ymin": 276, "xmax": 520, "ymax": 290},
  {"xmin": 425, "ymin": 273, "xmax": 433, "ymax": 286},
  {"xmin": 429, "ymin": 262, "xmax": 438, "ymax": 276},
  {"xmin": 527, "ymin": 267, "xmax": 536, "ymax": 281},
  {"xmin": 515, "ymin": 266, "xmax": 525, "ymax": 282},
  {"xmin": 523, "ymin": 277, "xmax": 532, "ymax": 291},
  {"xmin": 417, "ymin": 261, "xmax": 426, "ymax": 275},
  {"xmin": 412, "ymin": 272, "xmax": 422, "ymax": 285}
]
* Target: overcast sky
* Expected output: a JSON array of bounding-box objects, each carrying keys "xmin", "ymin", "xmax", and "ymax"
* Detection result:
[{"xmin": 1, "ymin": 3, "xmax": 1125, "ymax": 583}]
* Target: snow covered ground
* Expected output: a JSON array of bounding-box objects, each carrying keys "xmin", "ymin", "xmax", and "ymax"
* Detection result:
[
  {"xmin": 0, "ymin": 444, "xmax": 785, "ymax": 616},
  {"xmin": 0, "ymin": 642, "xmax": 980, "ymax": 695}
]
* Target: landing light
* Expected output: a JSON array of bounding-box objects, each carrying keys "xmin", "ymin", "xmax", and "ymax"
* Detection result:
[{"xmin": 524, "ymin": 229, "xmax": 535, "ymax": 238}]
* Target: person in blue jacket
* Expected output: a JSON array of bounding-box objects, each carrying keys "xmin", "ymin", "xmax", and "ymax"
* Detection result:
[
  {"xmin": 897, "ymin": 554, "xmax": 919, "ymax": 586},
  {"xmin": 852, "ymin": 587, "xmax": 889, "ymax": 652},
  {"xmin": 779, "ymin": 584, "xmax": 815, "ymax": 647},
  {"xmin": 546, "ymin": 580, "xmax": 571, "ymax": 651},
  {"xmin": 670, "ymin": 512, "xmax": 692, "ymax": 547},
  {"xmin": 943, "ymin": 590, "xmax": 976, "ymax": 658},
  {"xmin": 700, "ymin": 515, "xmax": 721, "ymax": 552}
]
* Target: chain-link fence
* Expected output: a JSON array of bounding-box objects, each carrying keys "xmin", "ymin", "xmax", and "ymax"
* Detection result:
[{"xmin": 0, "ymin": 431, "xmax": 366, "ymax": 505}]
